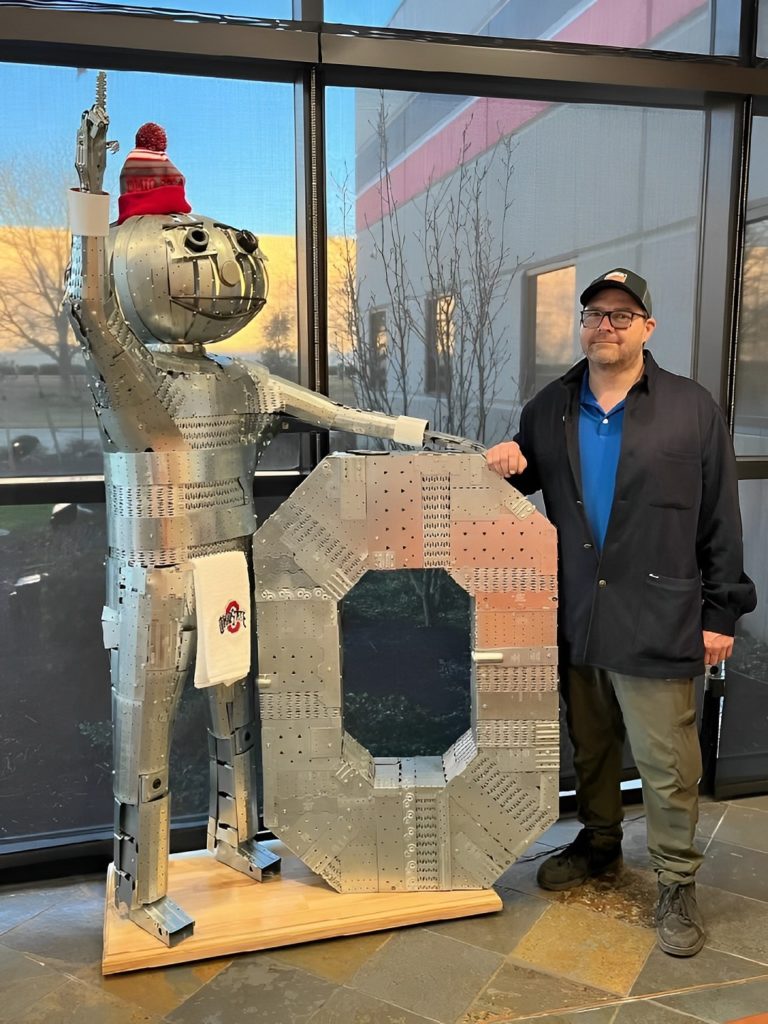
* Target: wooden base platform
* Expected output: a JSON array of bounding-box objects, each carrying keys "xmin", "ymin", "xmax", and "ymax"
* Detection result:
[{"xmin": 102, "ymin": 844, "xmax": 502, "ymax": 975}]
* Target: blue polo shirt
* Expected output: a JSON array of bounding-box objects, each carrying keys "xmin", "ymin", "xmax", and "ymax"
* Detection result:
[{"xmin": 578, "ymin": 374, "xmax": 625, "ymax": 551}]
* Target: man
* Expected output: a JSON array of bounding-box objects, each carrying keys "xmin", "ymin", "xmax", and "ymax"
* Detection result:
[{"xmin": 486, "ymin": 268, "xmax": 756, "ymax": 957}]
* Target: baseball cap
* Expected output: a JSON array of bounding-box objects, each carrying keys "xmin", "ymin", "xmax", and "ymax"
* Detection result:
[{"xmin": 579, "ymin": 268, "xmax": 652, "ymax": 316}]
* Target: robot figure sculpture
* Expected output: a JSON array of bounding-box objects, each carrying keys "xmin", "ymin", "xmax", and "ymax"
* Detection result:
[{"xmin": 65, "ymin": 75, "xmax": 478, "ymax": 946}]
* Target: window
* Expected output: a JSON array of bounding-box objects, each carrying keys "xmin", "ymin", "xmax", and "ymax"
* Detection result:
[
  {"xmin": 425, "ymin": 293, "xmax": 455, "ymax": 396},
  {"xmin": 735, "ymin": 118, "xmax": 768, "ymax": 455},
  {"xmin": 368, "ymin": 308, "xmax": 389, "ymax": 391},
  {"xmin": 524, "ymin": 264, "xmax": 577, "ymax": 397},
  {"xmin": 327, "ymin": 87, "xmax": 703, "ymax": 446},
  {"xmin": 325, "ymin": 0, "xmax": 725, "ymax": 55},
  {"xmin": 0, "ymin": 62, "xmax": 298, "ymax": 477}
]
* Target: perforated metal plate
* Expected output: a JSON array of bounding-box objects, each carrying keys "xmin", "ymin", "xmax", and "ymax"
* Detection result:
[{"xmin": 254, "ymin": 452, "xmax": 559, "ymax": 891}]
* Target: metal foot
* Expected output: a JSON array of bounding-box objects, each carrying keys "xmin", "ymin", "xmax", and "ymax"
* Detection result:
[
  {"xmin": 125, "ymin": 895, "xmax": 195, "ymax": 947},
  {"xmin": 214, "ymin": 838, "xmax": 281, "ymax": 880}
]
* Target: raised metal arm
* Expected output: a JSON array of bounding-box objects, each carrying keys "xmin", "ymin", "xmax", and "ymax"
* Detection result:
[{"xmin": 74, "ymin": 71, "xmax": 118, "ymax": 194}]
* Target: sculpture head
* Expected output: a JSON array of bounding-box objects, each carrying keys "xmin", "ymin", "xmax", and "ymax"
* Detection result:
[
  {"xmin": 109, "ymin": 213, "xmax": 268, "ymax": 346},
  {"xmin": 109, "ymin": 122, "xmax": 267, "ymax": 346}
]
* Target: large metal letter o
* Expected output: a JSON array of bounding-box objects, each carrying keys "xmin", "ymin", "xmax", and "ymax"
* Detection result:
[{"xmin": 253, "ymin": 452, "xmax": 559, "ymax": 891}]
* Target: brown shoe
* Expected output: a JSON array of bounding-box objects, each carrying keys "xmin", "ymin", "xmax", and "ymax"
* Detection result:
[{"xmin": 656, "ymin": 882, "xmax": 705, "ymax": 957}]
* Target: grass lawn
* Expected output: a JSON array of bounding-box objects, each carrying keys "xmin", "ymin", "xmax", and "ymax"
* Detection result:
[
  {"xmin": 0, "ymin": 504, "xmax": 52, "ymax": 532},
  {"xmin": 0, "ymin": 374, "xmax": 93, "ymax": 430}
]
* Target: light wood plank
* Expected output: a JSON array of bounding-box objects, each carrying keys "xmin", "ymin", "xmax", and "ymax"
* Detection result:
[{"xmin": 102, "ymin": 844, "xmax": 502, "ymax": 975}]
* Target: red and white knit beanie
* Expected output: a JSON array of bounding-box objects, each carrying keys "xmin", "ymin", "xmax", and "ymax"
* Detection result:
[{"xmin": 116, "ymin": 123, "xmax": 192, "ymax": 224}]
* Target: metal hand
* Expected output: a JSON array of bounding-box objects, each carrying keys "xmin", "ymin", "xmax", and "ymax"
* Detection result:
[
  {"xmin": 74, "ymin": 71, "xmax": 119, "ymax": 193},
  {"xmin": 423, "ymin": 429, "xmax": 486, "ymax": 454}
]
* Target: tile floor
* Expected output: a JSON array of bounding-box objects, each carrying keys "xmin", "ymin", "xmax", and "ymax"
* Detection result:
[{"xmin": 2, "ymin": 795, "xmax": 768, "ymax": 1023}]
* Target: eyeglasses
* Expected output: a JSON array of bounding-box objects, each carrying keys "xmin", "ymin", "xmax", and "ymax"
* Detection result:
[{"xmin": 580, "ymin": 308, "xmax": 648, "ymax": 330}]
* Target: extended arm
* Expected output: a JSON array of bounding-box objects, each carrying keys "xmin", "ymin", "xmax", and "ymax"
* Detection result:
[
  {"xmin": 255, "ymin": 369, "xmax": 482, "ymax": 451},
  {"xmin": 275, "ymin": 376, "xmax": 428, "ymax": 446}
]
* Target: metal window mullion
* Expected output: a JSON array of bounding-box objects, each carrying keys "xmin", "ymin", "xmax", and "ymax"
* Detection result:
[
  {"xmin": 319, "ymin": 29, "xmax": 768, "ymax": 99},
  {"xmin": 293, "ymin": 66, "xmax": 329, "ymax": 472},
  {"xmin": 0, "ymin": 6, "xmax": 318, "ymax": 76},
  {"xmin": 737, "ymin": 0, "xmax": 760, "ymax": 64},
  {"xmin": 693, "ymin": 98, "xmax": 749, "ymax": 411}
]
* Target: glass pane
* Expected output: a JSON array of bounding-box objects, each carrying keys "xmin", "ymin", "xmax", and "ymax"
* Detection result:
[
  {"xmin": 716, "ymin": 480, "xmax": 768, "ymax": 793},
  {"xmin": 734, "ymin": 117, "xmax": 768, "ymax": 456},
  {"xmin": 0, "ymin": 502, "xmax": 204, "ymax": 845},
  {"xmin": 326, "ymin": 0, "xmax": 724, "ymax": 56},
  {"xmin": 0, "ymin": 63, "xmax": 297, "ymax": 476},
  {"xmin": 341, "ymin": 569, "xmax": 471, "ymax": 757},
  {"xmin": 759, "ymin": 0, "xmax": 768, "ymax": 57},
  {"xmin": 0, "ymin": 491, "xmax": 287, "ymax": 849},
  {"xmin": 327, "ymin": 87, "xmax": 703, "ymax": 449}
]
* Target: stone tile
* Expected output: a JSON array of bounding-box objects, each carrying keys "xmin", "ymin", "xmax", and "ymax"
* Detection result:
[
  {"xmin": 632, "ymin": 945, "xmax": 768, "ymax": 996},
  {"xmin": 510, "ymin": 902, "xmax": 656, "ymax": 996},
  {"xmin": 513, "ymin": 1004, "xmax": 711, "ymax": 1023},
  {"xmin": 0, "ymin": 943, "xmax": 69, "ymax": 1021},
  {"xmin": 267, "ymin": 931, "xmax": 393, "ymax": 984},
  {"xmin": 168, "ymin": 956, "xmax": 336, "ymax": 1024},
  {"xmin": 459, "ymin": 961, "xmax": 612, "ymax": 1022},
  {"xmin": 0, "ymin": 887, "xmax": 104, "ymax": 970},
  {"xmin": 6, "ymin": 975, "xmax": 164, "ymax": 1024},
  {"xmin": 427, "ymin": 888, "xmax": 549, "ymax": 955},
  {"xmin": 546, "ymin": 866, "xmax": 659, "ymax": 930},
  {"xmin": 731, "ymin": 795, "xmax": 768, "ymax": 813},
  {"xmin": 74, "ymin": 957, "xmax": 233, "ymax": 1017},
  {"xmin": 307, "ymin": 987, "xmax": 437, "ymax": 1024},
  {"xmin": 698, "ymin": 799, "xmax": 728, "ymax": 839},
  {"xmin": 712, "ymin": 805, "xmax": 768, "ymax": 855},
  {"xmin": 496, "ymin": 842, "xmax": 559, "ymax": 898},
  {"xmin": 697, "ymin": 884, "xmax": 768, "ymax": 964},
  {"xmin": 349, "ymin": 929, "xmax": 502, "ymax": 1023},
  {"xmin": 697, "ymin": 840, "xmax": 768, "ymax": 903},
  {"xmin": 537, "ymin": 816, "xmax": 583, "ymax": 849},
  {"xmin": 0, "ymin": 889, "xmax": 57, "ymax": 936},
  {"xmin": 0, "ymin": 877, "xmax": 101, "ymax": 937},
  {"xmin": 657, "ymin": 977, "xmax": 768, "ymax": 1022}
]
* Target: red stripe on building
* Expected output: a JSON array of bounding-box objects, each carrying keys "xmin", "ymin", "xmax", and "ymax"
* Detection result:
[{"xmin": 356, "ymin": 0, "xmax": 706, "ymax": 230}]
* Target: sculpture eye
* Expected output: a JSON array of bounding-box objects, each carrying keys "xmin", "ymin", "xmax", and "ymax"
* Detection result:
[
  {"xmin": 184, "ymin": 227, "xmax": 209, "ymax": 252},
  {"xmin": 235, "ymin": 230, "xmax": 259, "ymax": 254}
]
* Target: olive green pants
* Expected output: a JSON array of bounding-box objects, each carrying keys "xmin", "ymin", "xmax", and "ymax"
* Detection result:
[{"xmin": 563, "ymin": 666, "xmax": 704, "ymax": 886}]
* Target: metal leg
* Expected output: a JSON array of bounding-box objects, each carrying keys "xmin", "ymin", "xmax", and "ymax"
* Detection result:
[
  {"xmin": 206, "ymin": 677, "xmax": 281, "ymax": 880},
  {"xmin": 106, "ymin": 559, "xmax": 196, "ymax": 946}
]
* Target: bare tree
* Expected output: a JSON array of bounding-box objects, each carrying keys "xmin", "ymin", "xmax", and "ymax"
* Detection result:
[
  {"xmin": 331, "ymin": 94, "xmax": 531, "ymax": 623},
  {"xmin": 260, "ymin": 308, "xmax": 298, "ymax": 381},
  {"xmin": 331, "ymin": 94, "xmax": 529, "ymax": 449},
  {"xmin": 0, "ymin": 154, "xmax": 77, "ymax": 392}
]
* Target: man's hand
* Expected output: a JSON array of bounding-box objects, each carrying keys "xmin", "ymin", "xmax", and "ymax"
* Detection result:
[
  {"xmin": 703, "ymin": 630, "xmax": 734, "ymax": 666},
  {"xmin": 485, "ymin": 441, "xmax": 528, "ymax": 477}
]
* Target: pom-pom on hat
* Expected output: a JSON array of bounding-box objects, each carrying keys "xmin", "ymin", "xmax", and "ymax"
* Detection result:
[{"xmin": 116, "ymin": 122, "xmax": 192, "ymax": 224}]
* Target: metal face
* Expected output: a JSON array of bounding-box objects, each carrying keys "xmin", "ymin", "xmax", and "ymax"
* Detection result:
[
  {"xmin": 109, "ymin": 214, "xmax": 268, "ymax": 346},
  {"xmin": 255, "ymin": 452, "xmax": 559, "ymax": 892}
]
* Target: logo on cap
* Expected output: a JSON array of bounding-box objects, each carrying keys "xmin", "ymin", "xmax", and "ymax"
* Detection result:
[{"xmin": 604, "ymin": 272, "xmax": 628, "ymax": 283}]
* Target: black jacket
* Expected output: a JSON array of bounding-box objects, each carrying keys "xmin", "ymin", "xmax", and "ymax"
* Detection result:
[{"xmin": 513, "ymin": 351, "xmax": 756, "ymax": 679}]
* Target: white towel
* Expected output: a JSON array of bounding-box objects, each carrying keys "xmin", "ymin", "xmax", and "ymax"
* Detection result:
[{"xmin": 191, "ymin": 550, "xmax": 251, "ymax": 688}]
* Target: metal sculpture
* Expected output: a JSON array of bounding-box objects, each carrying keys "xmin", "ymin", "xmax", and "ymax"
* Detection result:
[
  {"xmin": 254, "ymin": 452, "xmax": 559, "ymax": 890},
  {"xmin": 64, "ymin": 75, "xmax": 475, "ymax": 946}
]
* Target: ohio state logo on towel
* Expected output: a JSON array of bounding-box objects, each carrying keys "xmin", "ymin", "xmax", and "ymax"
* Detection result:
[
  {"xmin": 219, "ymin": 600, "xmax": 247, "ymax": 635},
  {"xmin": 191, "ymin": 551, "xmax": 251, "ymax": 688}
]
